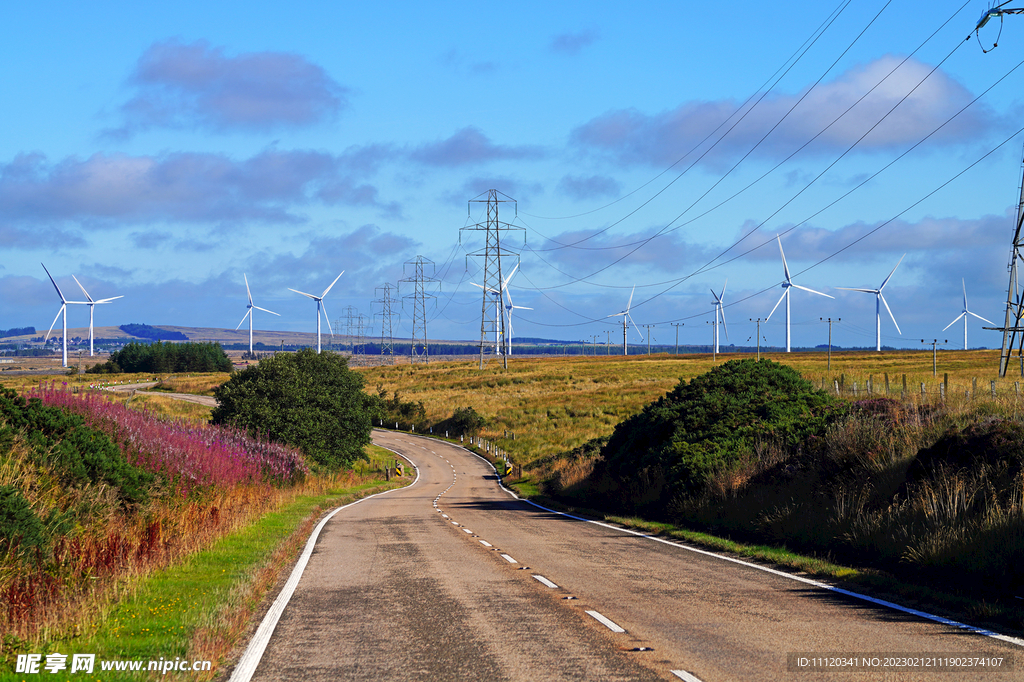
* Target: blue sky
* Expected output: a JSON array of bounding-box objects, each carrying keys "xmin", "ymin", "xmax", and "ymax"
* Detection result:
[{"xmin": 3, "ymin": 0, "xmax": 1024, "ymax": 351}]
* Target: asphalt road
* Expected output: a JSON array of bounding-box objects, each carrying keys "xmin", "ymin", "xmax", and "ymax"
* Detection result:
[{"xmin": 233, "ymin": 430, "xmax": 1021, "ymax": 681}]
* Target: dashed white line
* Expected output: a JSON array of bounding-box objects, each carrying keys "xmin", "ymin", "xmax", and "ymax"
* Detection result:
[
  {"xmin": 532, "ymin": 575, "xmax": 558, "ymax": 589},
  {"xmin": 500, "ymin": 554, "xmax": 518, "ymax": 564},
  {"xmin": 462, "ymin": 528, "xmax": 473, "ymax": 534},
  {"xmin": 670, "ymin": 671, "xmax": 703, "ymax": 682},
  {"xmin": 586, "ymin": 610, "xmax": 626, "ymax": 633},
  {"xmin": 479, "ymin": 540, "xmax": 492, "ymax": 547}
]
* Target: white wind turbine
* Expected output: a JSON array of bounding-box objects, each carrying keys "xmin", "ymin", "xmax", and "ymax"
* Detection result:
[
  {"xmin": 765, "ymin": 235, "xmax": 833, "ymax": 352},
  {"xmin": 943, "ymin": 278, "xmax": 993, "ymax": 350},
  {"xmin": 837, "ymin": 255, "xmax": 905, "ymax": 352},
  {"xmin": 289, "ymin": 271, "xmax": 344, "ymax": 354},
  {"xmin": 500, "ymin": 264, "xmax": 532, "ymax": 356},
  {"xmin": 607, "ymin": 285, "xmax": 643, "ymax": 355},
  {"xmin": 471, "ymin": 280, "xmax": 504, "ymax": 354},
  {"xmin": 72, "ymin": 275, "xmax": 123, "ymax": 357},
  {"xmin": 42, "ymin": 263, "xmax": 87, "ymax": 368},
  {"xmin": 236, "ymin": 274, "xmax": 280, "ymax": 356},
  {"xmin": 711, "ymin": 280, "xmax": 729, "ymax": 354}
]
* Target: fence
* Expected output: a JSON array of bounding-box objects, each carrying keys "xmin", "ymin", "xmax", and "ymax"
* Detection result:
[{"xmin": 815, "ymin": 372, "xmax": 1024, "ymax": 405}]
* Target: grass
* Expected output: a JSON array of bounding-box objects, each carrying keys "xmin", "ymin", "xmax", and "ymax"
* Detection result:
[
  {"xmin": 0, "ymin": 444, "xmax": 406, "ymax": 681},
  {"xmin": 151, "ymin": 374, "xmax": 231, "ymax": 396}
]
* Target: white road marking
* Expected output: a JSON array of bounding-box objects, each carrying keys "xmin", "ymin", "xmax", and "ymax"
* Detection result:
[
  {"xmin": 441, "ymin": 514, "xmax": 448, "ymax": 519},
  {"xmin": 586, "ymin": 610, "xmax": 626, "ymax": 633},
  {"xmin": 532, "ymin": 574, "xmax": 558, "ymax": 588},
  {"xmin": 451, "ymin": 521, "xmax": 459, "ymax": 526},
  {"xmin": 670, "ymin": 671, "xmax": 703, "ymax": 682},
  {"xmin": 479, "ymin": 540, "xmax": 492, "ymax": 547},
  {"xmin": 501, "ymin": 554, "xmax": 518, "ymax": 564},
  {"xmin": 462, "ymin": 528, "xmax": 473, "ymax": 534}
]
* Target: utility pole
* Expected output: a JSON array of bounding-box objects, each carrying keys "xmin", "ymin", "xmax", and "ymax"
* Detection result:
[
  {"xmin": 461, "ymin": 190, "xmax": 524, "ymax": 370},
  {"xmin": 749, "ymin": 318, "xmax": 764, "ymax": 360},
  {"xmin": 922, "ymin": 339, "xmax": 948, "ymax": 377},
  {"xmin": 821, "ymin": 317, "xmax": 840, "ymax": 372},
  {"xmin": 399, "ymin": 256, "xmax": 439, "ymax": 363},
  {"xmin": 642, "ymin": 324, "xmax": 655, "ymax": 354},
  {"xmin": 707, "ymin": 320, "xmax": 717, "ymax": 362},
  {"xmin": 591, "ymin": 334, "xmax": 598, "ymax": 356},
  {"xmin": 605, "ymin": 330, "xmax": 611, "ymax": 355},
  {"xmin": 374, "ymin": 283, "xmax": 398, "ymax": 365},
  {"xmin": 671, "ymin": 322, "xmax": 684, "ymax": 355}
]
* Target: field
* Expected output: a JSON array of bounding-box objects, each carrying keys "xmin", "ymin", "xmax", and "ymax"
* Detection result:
[{"xmin": 358, "ymin": 348, "xmax": 1015, "ymax": 465}]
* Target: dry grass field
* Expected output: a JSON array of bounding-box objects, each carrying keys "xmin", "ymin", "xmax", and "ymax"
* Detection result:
[{"xmin": 358, "ymin": 349, "xmax": 1017, "ymax": 464}]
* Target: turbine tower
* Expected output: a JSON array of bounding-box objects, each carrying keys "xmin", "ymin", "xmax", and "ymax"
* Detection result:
[
  {"xmin": 943, "ymin": 279, "xmax": 993, "ymax": 350},
  {"xmin": 837, "ymin": 255, "xmax": 904, "ymax": 352},
  {"xmin": 289, "ymin": 271, "xmax": 344, "ymax": 354},
  {"xmin": 236, "ymin": 274, "xmax": 280, "ymax": 356},
  {"xmin": 42, "ymin": 263, "xmax": 86, "ymax": 368},
  {"xmin": 711, "ymin": 280, "xmax": 729, "ymax": 355},
  {"xmin": 607, "ymin": 285, "xmax": 643, "ymax": 355},
  {"xmin": 72, "ymin": 275, "xmax": 123, "ymax": 357},
  {"xmin": 765, "ymin": 235, "xmax": 833, "ymax": 352}
]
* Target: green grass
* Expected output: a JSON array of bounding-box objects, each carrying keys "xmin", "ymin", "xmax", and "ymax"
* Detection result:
[{"xmin": 0, "ymin": 476, "xmax": 406, "ymax": 681}]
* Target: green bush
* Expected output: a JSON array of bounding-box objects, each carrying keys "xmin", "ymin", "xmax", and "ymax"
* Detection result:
[
  {"xmin": 435, "ymin": 406, "xmax": 486, "ymax": 437},
  {"xmin": 211, "ymin": 349, "xmax": 373, "ymax": 469},
  {"xmin": 0, "ymin": 485, "xmax": 46, "ymax": 557},
  {"xmin": 594, "ymin": 358, "xmax": 843, "ymax": 514},
  {"xmin": 0, "ymin": 389, "xmax": 153, "ymax": 504}
]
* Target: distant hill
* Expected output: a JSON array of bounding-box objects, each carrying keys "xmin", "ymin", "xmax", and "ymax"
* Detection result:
[
  {"xmin": 0, "ymin": 326, "xmax": 35, "ymax": 339},
  {"xmin": 119, "ymin": 323, "xmax": 189, "ymax": 341}
]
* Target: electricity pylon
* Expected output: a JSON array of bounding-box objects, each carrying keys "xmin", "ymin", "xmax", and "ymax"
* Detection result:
[
  {"xmin": 461, "ymin": 190, "xmax": 524, "ymax": 370},
  {"xmin": 374, "ymin": 283, "xmax": 398, "ymax": 365},
  {"xmin": 399, "ymin": 256, "xmax": 439, "ymax": 363},
  {"xmin": 995, "ymin": 150, "xmax": 1024, "ymax": 376}
]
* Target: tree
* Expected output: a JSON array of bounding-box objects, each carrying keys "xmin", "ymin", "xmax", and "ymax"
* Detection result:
[{"xmin": 211, "ymin": 349, "xmax": 373, "ymax": 469}]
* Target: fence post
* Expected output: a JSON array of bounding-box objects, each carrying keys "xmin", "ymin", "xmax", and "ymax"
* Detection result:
[
  {"xmin": 944, "ymin": 373, "xmax": 949, "ymax": 398},
  {"xmin": 992, "ymin": 380, "xmax": 997, "ymax": 399},
  {"xmin": 940, "ymin": 383, "xmax": 945, "ymax": 401},
  {"xmin": 973, "ymin": 377, "xmax": 978, "ymax": 396},
  {"xmin": 903, "ymin": 374, "xmax": 908, "ymax": 395},
  {"xmin": 853, "ymin": 382, "xmax": 858, "ymax": 397},
  {"xmin": 868, "ymin": 374, "xmax": 873, "ymax": 394},
  {"xmin": 885, "ymin": 373, "xmax": 890, "ymax": 394},
  {"xmin": 921, "ymin": 382, "xmax": 926, "ymax": 397},
  {"xmin": 834, "ymin": 380, "xmax": 839, "ymax": 395},
  {"xmin": 1017, "ymin": 382, "xmax": 1020, "ymax": 397}
]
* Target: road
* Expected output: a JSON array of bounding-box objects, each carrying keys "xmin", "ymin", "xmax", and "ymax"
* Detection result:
[{"xmin": 230, "ymin": 429, "xmax": 1022, "ymax": 681}]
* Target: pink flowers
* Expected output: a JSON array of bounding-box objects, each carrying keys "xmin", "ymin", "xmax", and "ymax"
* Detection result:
[{"xmin": 29, "ymin": 384, "xmax": 307, "ymax": 492}]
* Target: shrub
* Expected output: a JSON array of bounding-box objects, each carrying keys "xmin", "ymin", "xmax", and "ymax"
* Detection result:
[
  {"xmin": 86, "ymin": 341, "xmax": 231, "ymax": 374},
  {"xmin": 435, "ymin": 406, "xmax": 486, "ymax": 436},
  {"xmin": 212, "ymin": 349, "xmax": 373, "ymax": 469},
  {"xmin": 0, "ymin": 486, "xmax": 46, "ymax": 557}
]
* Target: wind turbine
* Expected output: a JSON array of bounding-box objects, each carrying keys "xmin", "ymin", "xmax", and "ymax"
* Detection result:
[
  {"xmin": 765, "ymin": 235, "xmax": 833, "ymax": 352},
  {"xmin": 711, "ymin": 280, "xmax": 729, "ymax": 355},
  {"xmin": 236, "ymin": 274, "xmax": 280, "ymax": 356},
  {"xmin": 837, "ymin": 255, "xmax": 905, "ymax": 352},
  {"xmin": 942, "ymin": 278, "xmax": 993, "ymax": 350},
  {"xmin": 471, "ymin": 281, "xmax": 504, "ymax": 354},
  {"xmin": 607, "ymin": 285, "xmax": 643, "ymax": 355},
  {"xmin": 72, "ymin": 275, "xmax": 123, "ymax": 357},
  {"xmin": 500, "ymin": 264, "xmax": 532, "ymax": 356},
  {"xmin": 289, "ymin": 271, "xmax": 344, "ymax": 354},
  {"xmin": 42, "ymin": 263, "xmax": 87, "ymax": 368}
]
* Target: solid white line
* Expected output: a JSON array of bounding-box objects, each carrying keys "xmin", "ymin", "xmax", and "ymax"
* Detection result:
[
  {"xmin": 670, "ymin": 671, "xmax": 703, "ymax": 682},
  {"xmin": 229, "ymin": 444, "xmax": 420, "ymax": 682},
  {"xmin": 586, "ymin": 610, "xmax": 626, "ymax": 633},
  {"xmin": 501, "ymin": 554, "xmax": 518, "ymax": 564},
  {"xmin": 533, "ymin": 574, "xmax": 558, "ymax": 588},
  {"xmin": 479, "ymin": 540, "xmax": 492, "ymax": 547}
]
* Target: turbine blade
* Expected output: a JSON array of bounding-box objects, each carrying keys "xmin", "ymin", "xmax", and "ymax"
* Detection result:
[
  {"xmin": 236, "ymin": 309, "xmax": 251, "ymax": 330},
  {"xmin": 942, "ymin": 313, "xmax": 966, "ymax": 331},
  {"xmin": 626, "ymin": 285, "xmax": 635, "ymax": 312},
  {"xmin": 503, "ymin": 262, "xmax": 519, "ymax": 287},
  {"xmin": 321, "ymin": 271, "xmax": 345, "ymax": 299},
  {"xmin": 607, "ymin": 312, "xmax": 626, "ymax": 318},
  {"xmin": 878, "ymin": 254, "xmax": 905, "ymax": 291},
  {"xmin": 777, "ymin": 235, "xmax": 791, "ymax": 283},
  {"xmin": 880, "ymin": 293, "xmax": 901, "ymax": 335},
  {"xmin": 515, "ymin": 305, "xmax": 533, "ymax": 310},
  {"xmin": 41, "ymin": 263, "xmax": 66, "ymax": 303},
  {"xmin": 321, "ymin": 301, "xmax": 334, "ymax": 335},
  {"xmin": 244, "ymin": 273, "xmax": 253, "ymax": 306},
  {"xmin": 94, "ymin": 295, "xmax": 124, "ymax": 303},
  {"xmin": 72, "ymin": 275, "xmax": 94, "ymax": 302},
  {"xmin": 629, "ymin": 315, "xmax": 643, "ymax": 341},
  {"xmin": 766, "ymin": 289, "xmax": 787, "ymax": 321},
  {"xmin": 46, "ymin": 305, "xmax": 65, "ymax": 341},
  {"xmin": 289, "ymin": 288, "xmax": 318, "ymax": 300},
  {"xmin": 836, "ymin": 287, "xmax": 877, "ymax": 293},
  {"xmin": 962, "ymin": 278, "xmax": 968, "ymax": 309},
  {"xmin": 967, "ymin": 310, "xmax": 995, "ymax": 325},
  {"xmin": 721, "ymin": 306, "xmax": 729, "ymax": 340},
  {"xmin": 790, "ymin": 284, "xmax": 834, "ymax": 298},
  {"xmin": 253, "ymin": 306, "xmax": 280, "ymax": 316}
]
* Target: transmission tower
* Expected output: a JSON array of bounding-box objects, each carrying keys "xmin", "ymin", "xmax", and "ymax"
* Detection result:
[
  {"xmin": 374, "ymin": 283, "xmax": 398, "ymax": 365},
  {"xmin": 341, "ymin": 306, "xmax": 359, "ymax": 353},
  {"xmin": 461, "ymin": 190, "xmax": 525, "ymax": 370},
  {"xmin": 399, "ymin": 256, "xmax": 439, "ymax": 362},
  {"xmin": 996, "ymin": 151, "xmax": 1024, "ymax": 376}
]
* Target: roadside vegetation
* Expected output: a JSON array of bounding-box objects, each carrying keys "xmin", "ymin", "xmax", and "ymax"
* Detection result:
[{"xmin": 87, "ymin": 341, "xmax": 232, "ymax": 374}]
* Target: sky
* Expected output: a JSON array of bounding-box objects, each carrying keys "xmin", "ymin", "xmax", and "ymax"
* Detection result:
[{"xmin": 3, "ymin": 0, "xmax": 1024, "ymax": 351}]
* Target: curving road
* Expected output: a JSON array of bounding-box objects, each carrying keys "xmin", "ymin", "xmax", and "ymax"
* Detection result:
[{"xmin": 226, "ymin": 429, "xmax": 1022, "ymax": 681}]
